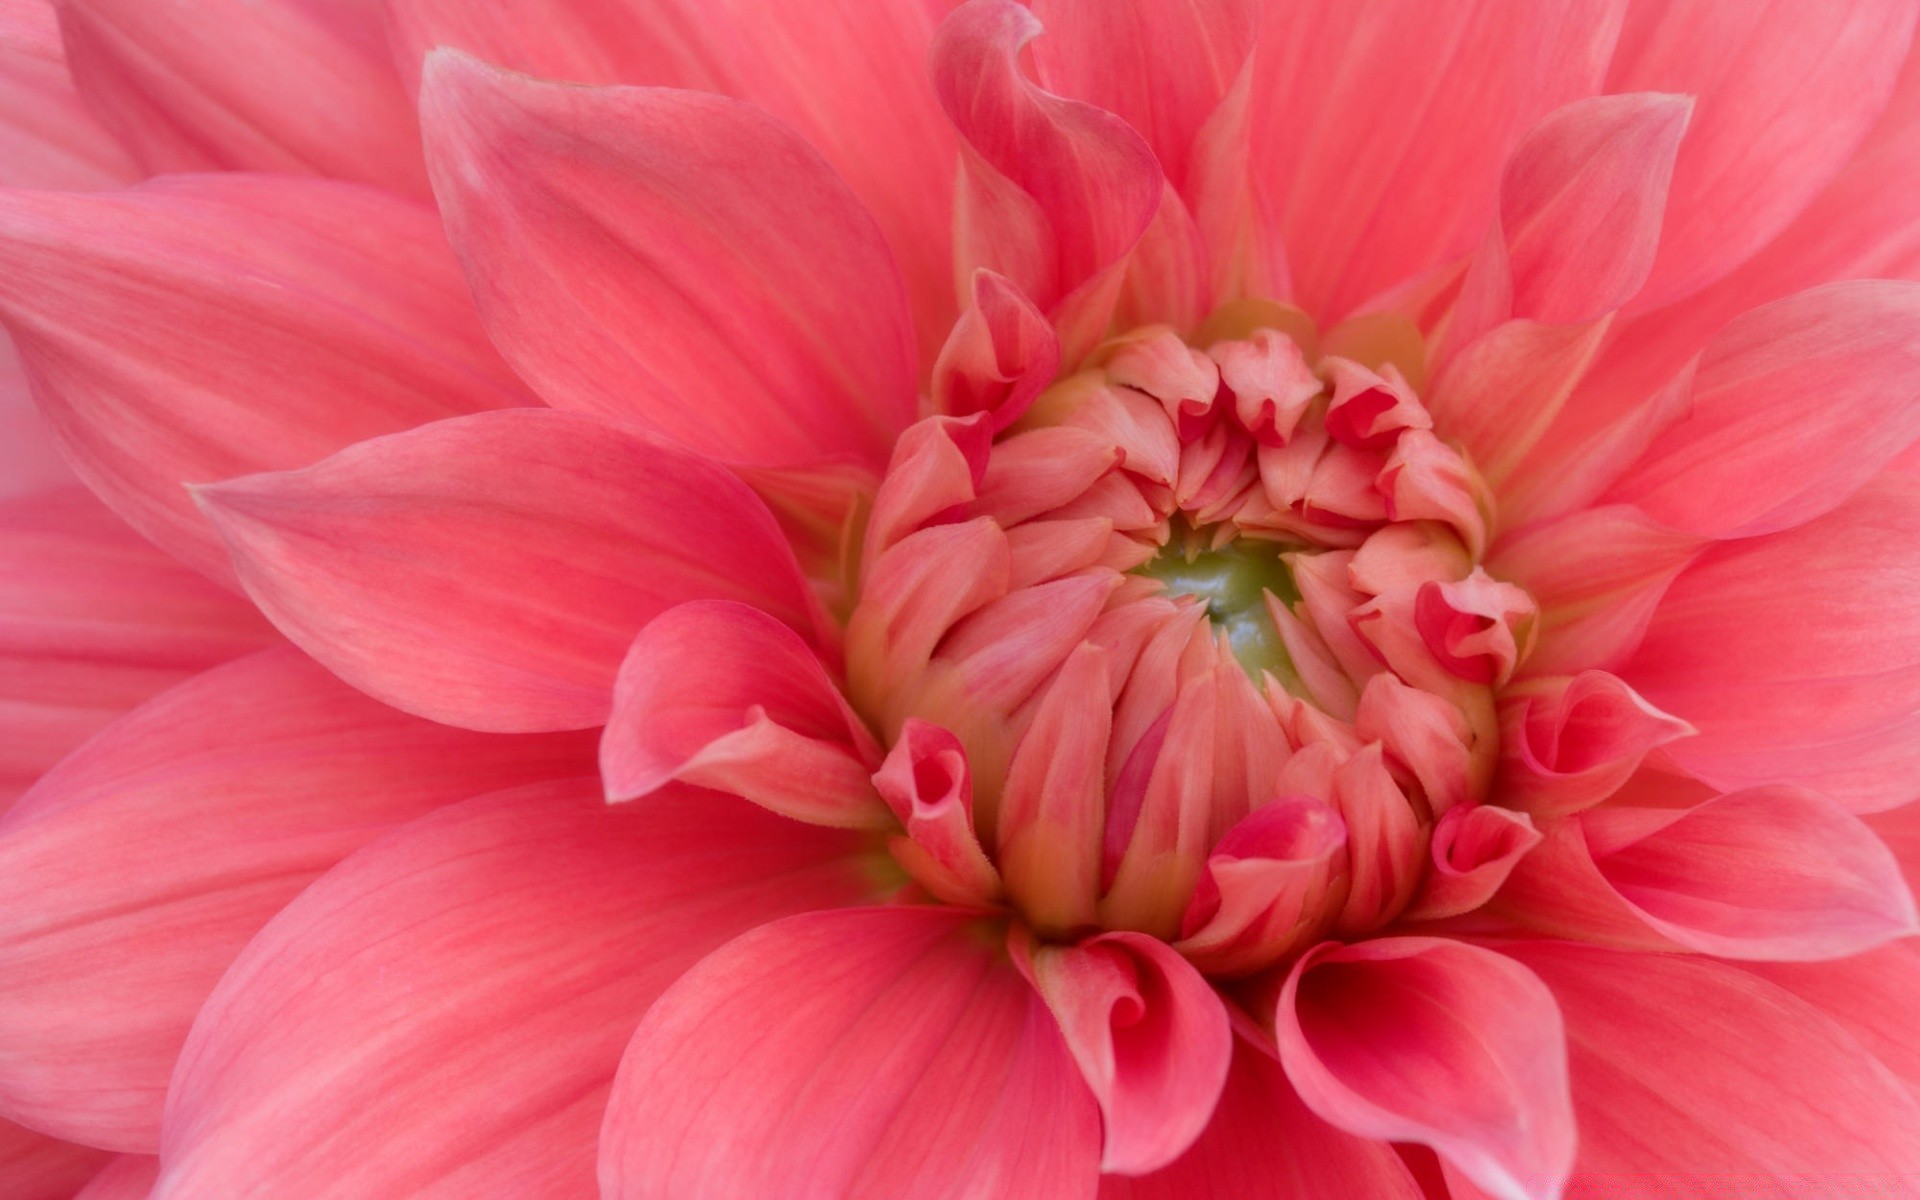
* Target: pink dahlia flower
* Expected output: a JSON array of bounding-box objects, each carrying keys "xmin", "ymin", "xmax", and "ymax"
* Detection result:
[{"xmin": 4, "ymin": 0, "xmax": 1920, "ymax": 1196}]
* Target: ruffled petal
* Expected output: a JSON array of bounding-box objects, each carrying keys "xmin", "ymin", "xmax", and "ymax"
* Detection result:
[
  {"xmin": 0, "ymin": 648, "xmax": 594, "ymax": 1150},
  {"xmin": 418, "ymin": 51, "xmax": 916, "ymax": 469},
  {"xmin": 57, "ymin": 0, "xmax": 425, "ymax": 193},
  {"xmin": 1276, "ymin": 938, "xmax": 1574, "ymax": 1200},
  {"xmin": 154, "ymin": 779, "xmax": 871, "ymax": 1198},
  {"xmin": 0, "ymin": 173, "xmax": 531, "ymax": 583},
  {"xmin": 197, "ymin": 410, "xmax": 822, "ymax": 733},
  {"xmin": 599, "ymin": 906, "xmax": 1101, "ymax": 1200}
]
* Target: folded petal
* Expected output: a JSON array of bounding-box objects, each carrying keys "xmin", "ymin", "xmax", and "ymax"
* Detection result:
[
  {"xmin": 388, "ymin": 0, "xmax": 957, "ymax": 358},
  {"xmin": 1625, "ymin": 473, "xmax": 1920, "ymax": 809},
  {"xmin": 1508, "ymin": 942, "xmax": 1920, "ymax": 1193},
  {"xmin": 599, "ymin": 906, "xmax": 1101, "ymax": 1200},
  {"xmin": 0, "ymin": 1119, "xmax": 107, "ymax": 1200},
  {"xmin": 57, "ymin": 0, "xmax": 425, "ymax": 194},
  {"xmin": 1099, "ymin": 1040, "xmax": 1424, "ymax": 1200},
  {"xmin": 1022, "ymin": 930, "xmax": 1232, "ymax": 1175},
  {"xmin": 197, "ymin": 409, "xmax": 821, "ymax": 733},
  {"xmin": 1276, "ymin": 938, "xmax": 1574, "ymax": 1200},
  {"xmin": 873, "ymin": 719, "xmax": 1001, "ymax": 907},
  {"xmin": 156, "ymin": 780, "xmax": 872, "ymax": 1199},
  {"xmin": 1496, "ymin": 671, "xmax": 1695, "ymax": 817},
  {"xmin": 1404, "ymin": 804, "xmax": 1543, "ymax": 922},
  {"xmin": 933, "ymin": 269, "xmax": 1060, "ymax": 431},
  {"xmin": 1606, "ymin": 0, "xmax": 1920, "ymax": 309},
  {"xmin": 602, "ymin": 600, "xmax": 889, "ymax": 829},
  {"xmin": 1608, "ymin": 280, "xmax": 1920, "ymax": 537},
  {"xmin": 0, "ymin": 648, "xmax": 595, "ymax": 1150},
  {"xmin": 419, "ymin": 51, "xmax": 916, "ymax": 470},
  {"xmin": 0, "ymin": 2, "xmax": 136, "ymax": 190},
  {"xmin": 0, "ymin": 173, "xmax": 531, "ymax": 582},
  {"xmin": 0, "ymin": 487, "xmax": 275, "ymax": 808}
]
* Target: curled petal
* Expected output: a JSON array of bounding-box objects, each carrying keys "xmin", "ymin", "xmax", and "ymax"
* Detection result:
[
  {"xmin": 862, "ymin": 413, "xmax": 992, "ymax": 564},
  {"xmin": 1403, "ymin": 804, "xmax": 1542, "ymax": 922},
  {"xmin": 1322, "ymin": 359, "xmax": 1428, "ymax": 451},
  {"xmin": 1497, "ymin": 671, "xmax": 1694, "ymax": 816},
  {"xmin": 1210, "ymin": 329, "xmax": 1321, "ymax": 446},
  {"xmin": 873, "ymin": 720, "xmax": 1001, "ymax": 906},
  {"xmin": 1175, "ymin": 796, "xmax": 1347, "ymax": 977},
  {"xmin": 933, "ymin": 270, "xmax": 1061, "ymax": 431},
  {"xmin": 1354, "ymin": 672, "xmax": 1476, "ymax": 817},
  {"xmin": 1416, "ymin": 570, "xmax": 1538, "ymax": 686}
]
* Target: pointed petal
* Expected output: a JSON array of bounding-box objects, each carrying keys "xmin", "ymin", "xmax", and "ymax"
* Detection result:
[
  {"xmin": 602, "ymin": 601, "xmax": 888, "ymax": 829},
  {"xmin": 1277, "ymin": 938, "xmax": 1574, "ymax": 1200},
  {"xmin": 1609, "ymin": 280, "xmax": 1920, "ymax": 537},
  {"xmin": 1509, "ymin": 942, "xmax": 1920, "ymax": 1190},
  {"xmin": 599, "ymin": 906, "xmax": 1101, "ymax": 1200},
  {"xmin": 419, "ymin": 51, "xmax": 915, "ymax": 470},
  {"xmin": 0, "ymin": 174, "xmax": 531, "ymax": 583},
  {"xmin": 999, "ymin": 641, "xmax": 1112, "ymax": 933},
  {"xmin": 0, "ymin": 487, "xmax": 275, "ymax": 807},
  {"xmin": 0, "ymin": 648, "xmax": 595, "ymax": 1150},
  {"xmin": 198, "ymin": 410, "xmax": 822, "ymax": 733},
  {"xmin": 57, "ymin": 0, "xmax": 426, "ymax": 194},
  {"xmin": 1023, "ymin": 931, "xmax": 1232, "ymax": 1176},
  {"xmin": 154, "ymin": 780, "xmax": 871, "ymax": 1199}
]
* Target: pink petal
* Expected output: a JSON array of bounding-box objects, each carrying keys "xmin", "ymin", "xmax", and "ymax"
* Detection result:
[
  {"xmin": 0, "ymin": 1119, "xmax": 108, "ymax": 1200},
  {"xmin": 418, "ymin": 51, "xmax": 916, "ymax": 470},
  {"xmin": 873, "ymin": 719, "xmax": 1001, "ymax": 907},
  {"xmin": 1607, "ymin": 0, "xmax": 1920, "ymax": 310},
  {"xmin": 72, "ymin": 1156, "xmax": 156, "ymax": 1200},
  {"xmin": 387, "ymin": 0, "xmax": 957, "ymax": 358},
  {"xmin": 57, "ymin": 0, "xmax": 426, "ymax": 194},
  {"xmin": 1508, "ymin": 942, "xmax": 1920, "ymax": 1192},
  {"xmin": 1496, "ymin": 670, "xmax": 1695, "ymax": 817},
  {"xmin": 1404, "ymin": 805, "xmax": 1543, "ymax": 923},
  {"xmin": 1100, "ymin": 1039, "xmax": 1424, "ymax": 1200},
  {"xmin": 602, "ymin": 600, "xmax": 889, "ymax": 829},
  {"xmin": 1276, "ymin": 938, "xmax": 1575, "ymax": 1200},
  {"xmin": 930, "ymin": 0, "xmax": 1163, "ymax": 360},
  {"xmin": 1414, "ymin": 569, "xmax": 1538, "ymax": 687},
  {"xmin": 1021, "ymin": 930, "xmax": 1232, "ymax": 1175},
  {"xmin": 0, "ymin": 648, "xmax": 595, "ymax": 1150},
  {"xmin": 1608, "ymin": 280, "xmax": 1920, "ymax": 537},
  {"xmin": 1625, "ymin": 473, "xmax": 1920, "ymax": 809},
  {"xmin": 0, "ymin": 174, "xmax": 531, "ymax": 583},
  {"xmin": 599, "ymin": 906, "xmax": 1101, "ymax": 1200},
  {"xmin": 197, "ymin": 409, "xmax": 821, "ymax": 733},
  {"xmin": 1249, "ymin": 0, "xmax": 1623, "ymax": 320},
  {"xmin": 997, "ymin": 642, "xmax": 1110, "ymax": 931},
  {"xmin": 155, "ymin": 780, "xmax": 871, "ymax": 1199},
  {"xmin": 0, "ymin": 487, "xmax": 275, "ymax": 808},
  {"xmin": 0, "ymin": 2, "xmax": 135, "ymax": 190},
  {"xmin": 0, "ymin": 333, "xmax": 71, "ymax": 501},
  {"xmin": 1175, "ymin": 796, "xmax": 1347, "ymax": 977},
  {"xmin": 1745, "ymin": 942, "xmax": 1920, "ymax": 1101},
  {"xmin": 933, "ymin": 269, "xmax": 1061, "ymax": 431},
  {"xmin": 1426, "ymin": 317, "xmax": 1611, "ymax": 493}
]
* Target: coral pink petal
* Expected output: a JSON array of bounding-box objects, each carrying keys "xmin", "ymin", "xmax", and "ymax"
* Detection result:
[
  {"xmin": 0, "ymin": 487, "xmax": 275, "ymax": 809},
  {"xmin": 1498, "ymin": 670, "xmax": 1695, "ymax": 816},
  {"xmin": 72, "ymin": 1156, "xmax": 156, "ymax": 1200},
  {"xmin": 999, "ymin": 641, "xmax": 1112, "ymax": 933},
  {"xmin": 1276, "ymin": 938, "xmax": 1574, "ymax": 1200},
  {"xmin": 197, "ymin": 410, "xmax": 822, "ymax": 733},
  {"xmin": 933, "ymin": 269, "xmax": 1062, "ymax": 430},
  {"xmin": 1508, "ymin": 942, "xmax": 1920, "ymax": 1192},
  {"xmin": 419, "ymin": 50, "xmax": 916, "ymax": 470},
  {"xmin": 1249, "ymin": 0, "xmax": 1623, "ymax": 319},
  {"xmin": 154, "ymin": 780, "xmax": 871, "ymax": 1199},
  {"xmin": 1606, "ymin": 0, "xmax": 1920, "ymax": 310},
  {"xmin": 1404, "ymin": 804, "xmax": 1543, "ymax": 922},
  {"xmin": 0, "ymin": 1119, "xmax": 108, "ymax": 1200},
  {"xmin": 873, "ymin": 719, "xmax": 1001, "ymax": 907},
  {"xmin": 0, "ymin": 174, "xmax": 531, "ymax": 584},
  {"xmin": 1023, "ymin": 931, "xmax": 1232, "ymax": 1176},
  {"xmin": 0, "ymin": 648, "xmax": 595, "ymax": 1150},
  {"xmin": 0, "ymin": 2, "xmax": 135, "ymax": 190},
  {"xmin": 0, "ymin": 333, "xmax": 71, "ymax": 501},
  {"xmin": 1609, "ymin": 280, "xmax": 1920, "ymax": 537},
  {"xmin": 1626, "ymin": 474, "xmax": 1920, "ymax": 809},
  {"xmin": 388, "ymin": 0, "xmax": 957, "ymax": 358},
  {"xmin": 1745, "ymin": 942, "xmax": 1920, "ymax": 1100},
  {"xmin": 1099, "ymin": 1040, "xmax": 1424, "ymax": 1200},
  {"xmin": 57, "ymin": 0, "xmax": 427, "ymax": 194},
  {"xmin": 1577, "ymin": 783, "xmax": 1918, "ymax": 960},
  {"xmin": 602, "ymin": 600, "xmax": 889, "ymax": 829},
  {"xmin": 930, "ymin": 0, "xmax": 1163, "ymax": 360},
  {"xmin": 599, "ymin": 906, "xmax": 1101, "ymax": 1200}
]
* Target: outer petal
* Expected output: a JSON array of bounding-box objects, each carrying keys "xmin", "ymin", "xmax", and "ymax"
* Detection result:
[
  {"xmin": 0, "ymin": 1118, "xmax": 107, "ymax": 1200},
  {"xmin": 1099, "ymin": 1040, "xmax": 1424, "ymax": 1200},
  {"xmin": 1608, "ymin": 280, "xmax": 1920, "ymax": 538},
  {"xmin": 197, "ymin": 409, "xmax": 821, "ymax": 733},
  {"xmin": 419, "ymin": 51, "xmax": 916, "ymax": 470},
  {"xmin": 73, "ymin": 1156, "xmax": 156, "ymax": 1200},
  {"xmin": 602, "ymin": 600, "xmax": 889, "ymax": 829},
  {"xmin": 1276, "ymin": 938, "xmax": 1574, "ymax": 1200},
  {"xmin": 387, "ymin": 0, "xmax": 957, "ymax": 358},
  {"xmin": 1625, "ymin": 473, "xmax": 1920, "ymax": 809},
  {"xmin": 0, "ymin": 0, "xmax": 135, "ymax": 190},
  {"xmin": 599, "ymin": 906, "xmax": 1101, "ymax": 1200},
  {"xmin": 1508, "ymin": 942, "xmax": 1920, "ymax": 1196},
  {"xmin": 1745, "ymin": 942, "xmax": 1920, "ymax": 1101},
  {"xmin": 0, "ymin": 648, "xmax": 595, "ymax": 1150},
  {"xmin": 1606, "ymin": 0, "xmax": 1920, "ymax": 309},
  {"xmin": 57, "ymin": 0, "xmax": 426, "ymax": 194},
  {"xmin": 0, "ymin": 487, "xmax": 274, "ymax": 807},
  {"xmin": 1249, "ymin": 0, "xmax": 1625, "ymax": 320},
  {"xmin": 0, "ymin": 174, "xmax": 531, "ymax": 583},
  {"xmin": 155, "ymin": 780, "xmax": 872, "ymax": 1199}
]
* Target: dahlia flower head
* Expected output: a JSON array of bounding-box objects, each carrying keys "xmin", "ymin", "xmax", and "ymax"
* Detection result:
[{"xmin": 5, "ymin": 0, "xmax": 1920, "ymax": 1197}]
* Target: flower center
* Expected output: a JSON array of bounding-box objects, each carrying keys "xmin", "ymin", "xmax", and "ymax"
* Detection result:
[{"xmin": 1131, "ymin": 521, "xmax": 1299, "ymax": 680}]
